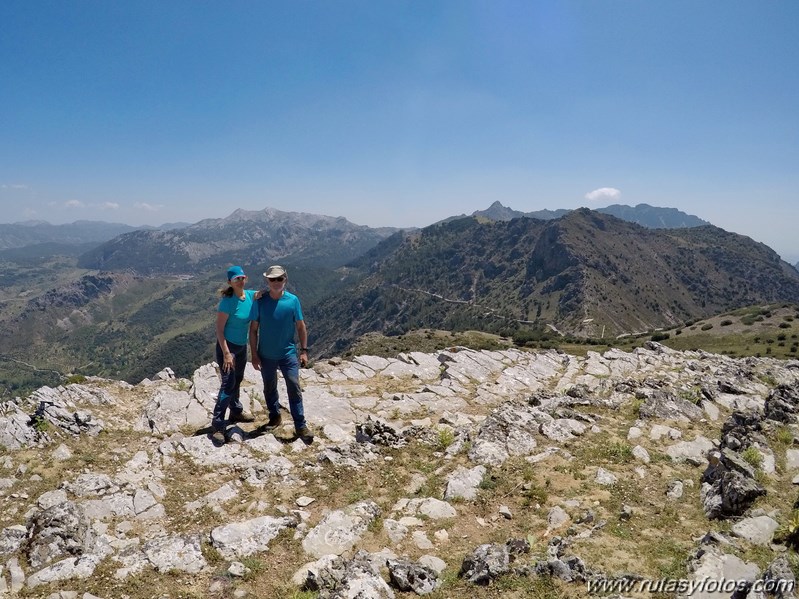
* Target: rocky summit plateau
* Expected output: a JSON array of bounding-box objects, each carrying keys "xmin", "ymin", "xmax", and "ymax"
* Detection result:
[{"xmin": 2, "ymin": 345, "xmax": 799, "ymax": 598}]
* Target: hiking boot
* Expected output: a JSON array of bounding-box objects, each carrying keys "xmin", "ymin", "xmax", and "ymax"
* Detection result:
[
  {"xmin": 211, "ymin": 430, "xmax": 226, "ymax": 445},
  {"xmin": 263, "ymin": 414, "xmax": 282, "ymax": 430},
  {"xmin": 230, "ymin": 412, "xmax": 255, "ymax": 423},
  {"xmin": 296, "ymin": 425, "xmax": 314, "ymax": 442}
]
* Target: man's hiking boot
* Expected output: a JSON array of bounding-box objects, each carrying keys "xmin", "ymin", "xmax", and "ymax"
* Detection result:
[
  {"xmin": 296, "ymin": 426, "xmax": 314, "ymax": 442},
  {"xmin": 230, "ymin": 412, "xmax": 255, "ymax": 423},
  {"xmin": 263, "ymin": 414, "xmax": 282, "ymax": 430},
  {"xmin": 211, "ymin": 430, "xmax": 226, "ymax": 446}
]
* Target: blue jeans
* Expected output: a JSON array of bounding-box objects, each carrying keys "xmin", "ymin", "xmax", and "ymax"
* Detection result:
[
  {"xmin": 259, "ymin": 353, "xmax": 306, "ymax": 430},
  {"xmin": 212, "ymin": 341, "xmax": 247, "ymax": 431}
]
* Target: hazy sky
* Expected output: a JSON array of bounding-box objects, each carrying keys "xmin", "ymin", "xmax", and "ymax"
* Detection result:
[{"xmin": 1, "ymin": 1, "xmax": 797, "ymax": 261}]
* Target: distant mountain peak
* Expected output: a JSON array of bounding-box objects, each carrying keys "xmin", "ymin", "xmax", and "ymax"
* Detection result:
[
  {"xmin": 459, "ymin": 202, "xmax": 708, "ymax": 230},
  {"xmin": 78, "ymin": 206, "xmax": 399, "ymax": 274},
  {"xmin": 311, "ymin": 208, "xmax": 799, "ymax": 355},
  {"xmin": 202, "ymin": 206, "xmax": 363, "ymax": 229}
]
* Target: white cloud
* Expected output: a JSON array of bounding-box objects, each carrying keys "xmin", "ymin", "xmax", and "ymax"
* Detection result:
[
  {"xmin": 584, "ymin": 187, "xmax": 621, "ymax": 203},
  {"xmin": 101, "ymin": 202, "xmax": 120, "ymax": 210},
  {"xmin": 64, "ymin": 200, "xmax": 86, "ymax": 209},
  {"xmin": 134, "ymin": 202, "xmax": 163, "ymax": 212},
  {"xmin": 1, "ymin": 183, "xmax": 28, "ymax": 190}
]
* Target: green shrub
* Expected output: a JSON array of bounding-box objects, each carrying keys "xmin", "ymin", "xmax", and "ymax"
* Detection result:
[
  {"xmin": 741, "ymin": 446, "xmax": 763, "ymax": 469},
  {"xmin": 774, "ymin": 511, "xmax": 799, "ymax": 549},
  {"xmin": 437, "ymin": 428, "xmax": 455, "ymax": 450},
  {"xmin": 601, "ymin": 441, "xmax": 634, "ymax": 463},
  {"xmin": 700, "ymin": 323, "xmax": 713, "ymax": 331},
  {"xmin": 720, "ymin": 319, "xmax": 733, "ymax": 326},
  {"xmin": 32, "ymin": 415, "xmax": 49, "ymax": 432}
]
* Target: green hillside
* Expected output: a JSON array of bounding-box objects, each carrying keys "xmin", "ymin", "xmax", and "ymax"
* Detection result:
[{"xmin": 309, "ymin": 210, "xmax": 799, "ymax": 356}]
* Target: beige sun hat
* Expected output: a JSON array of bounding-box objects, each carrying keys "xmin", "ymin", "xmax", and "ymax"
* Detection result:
[{"xmin": 263, "ymin": 265, "xmax": 287, "ymax": 279}]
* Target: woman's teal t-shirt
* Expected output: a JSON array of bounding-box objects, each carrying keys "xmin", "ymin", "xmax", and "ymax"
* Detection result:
[{"xmin": 217, "ymin": 289, "xmax": 256, "ymax": 346}]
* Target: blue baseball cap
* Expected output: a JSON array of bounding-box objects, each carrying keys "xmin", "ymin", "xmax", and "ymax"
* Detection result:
[{"xmin": 226, "ymin": 266, "xmax": 246, "ymax": 280}]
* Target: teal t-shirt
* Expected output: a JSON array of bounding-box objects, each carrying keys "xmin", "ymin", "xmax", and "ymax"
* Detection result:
[
  {"xmin": 217, "ymin": 289, "xmax": 256, "ymax": 346},
  {"xmin": 249, "ymin": 291, "xmax": 303, "ymax": 359}
]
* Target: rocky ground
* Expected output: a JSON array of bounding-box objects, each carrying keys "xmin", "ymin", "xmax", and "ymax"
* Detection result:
[{"xmin": 2, "ymin": 343, "xmax": 799, "ymax": 598}]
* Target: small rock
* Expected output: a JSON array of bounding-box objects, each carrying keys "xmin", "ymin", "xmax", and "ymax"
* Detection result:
[
  {"xmin": 632, "ymin": 445, "xmax": 650, "ymax": 464},
  {"xmin": 413, "ymin": 530, "xmax": 434, "ymax": 550},
  {"xmin": 419, "ymin": 554, "xmax": 447, "ymax": 574},
  {"xmin": 666, "ymin": 481, "xmax": 684, "ymax": 501},
  {"xmin": 595, "ymin": 467, "xmax": 618, "ymax": 486},
  {"xmin": 619, "ymin": 505, "xmax": 634, "ymax": 521},
  {"xmin": 52, "ymin": 444, "xmax": 73, "ymax": 461},
  {"xmin": 547, "ymin": 506, "xmax": 570, "ymax": 529}
]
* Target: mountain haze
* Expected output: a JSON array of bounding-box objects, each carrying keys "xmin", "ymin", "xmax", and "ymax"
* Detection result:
[
  {"xmin": 445, "ymin": 201, "xmax": 709, "ymax": 229},
  {"xmin": 310, "ymin": 209, "xmax": 799, "ymax": 355},
  {"xmin": 598, "ymin": 203, "xmax": 709, "ymax": 228},
  {"xmin": 0, "ymin": 220, "xmax": 140, "ymax": 250},
  {"xmin": 77, "ymin": 207, "xmax": 398, "ymax": 274}
]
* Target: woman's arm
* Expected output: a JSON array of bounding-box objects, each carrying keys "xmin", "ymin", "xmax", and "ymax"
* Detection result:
[{"xmin": 216, "ymin": 311, "xmax": 234, "ymax": 372}]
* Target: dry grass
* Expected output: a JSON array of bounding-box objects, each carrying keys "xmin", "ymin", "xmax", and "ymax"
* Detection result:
[{"xmin": 6, "ymin": 338, "xmax": 799, "ymax": 598}]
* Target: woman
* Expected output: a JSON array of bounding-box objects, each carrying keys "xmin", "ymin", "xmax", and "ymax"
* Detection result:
[{"xmin": 211, "ymin": 265, "xmax": 257, "ymax": 445}]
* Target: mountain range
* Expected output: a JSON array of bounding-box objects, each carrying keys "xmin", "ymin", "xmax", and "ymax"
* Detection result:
[
  {"xmin": 76, "ymin": 208, "xmax": 398, "ymax": 274},
  {"xmin": 444, "ymin": 201, "xmax": 709, "ymax": 229},
  {"xmin": 0, "ymin": 203, "xmax": 797, "ymax": 397},
  {"xmin": 0, "ymin": 220, "xmax": 188, "ymax": 251},
  {"xmin": 308, "ymin": 209, "xmax": 799, "ymax": 355}
]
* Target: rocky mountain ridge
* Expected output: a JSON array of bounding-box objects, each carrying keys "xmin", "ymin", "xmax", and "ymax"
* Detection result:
[
  {"xmin": 310, "ymin": 209, "xmax": 799, "ymax": 355},
  {"xmin": 2, "ymin": 344, "xmax": 799, "ymax": 597},
  {"xmin": 445, "ymin": 201, "xmax": 710, "ymax": 229},
  {"xmin": 77, "ymin": 208, "xmax": 399, "ymax": 274}
]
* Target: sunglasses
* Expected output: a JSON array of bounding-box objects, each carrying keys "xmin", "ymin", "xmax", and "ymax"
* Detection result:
[
  {"xmin": 267, "ymin": 276, "xmax": 285, "ymax": 282},
  {"xmin": 231, "ymin": 275, "xmax": 247, "ymax": 282}
]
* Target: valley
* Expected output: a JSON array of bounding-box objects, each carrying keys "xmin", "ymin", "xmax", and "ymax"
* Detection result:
[{"xmin": 0, "ymin": 205, "xmax": 797, "ymax": 401}]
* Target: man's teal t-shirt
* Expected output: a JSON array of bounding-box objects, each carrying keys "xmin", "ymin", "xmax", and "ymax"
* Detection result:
[
  {"xmin": 249, "ymin": 291, "xmax": 303, "ymax": 359},
  {"xmin": 217, "ymin": 289, "xmax": 256, "ymax": 346}
]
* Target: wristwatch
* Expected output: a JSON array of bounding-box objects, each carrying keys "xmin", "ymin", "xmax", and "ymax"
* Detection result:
[{"xmin": 300, "ymin": 347, "xmax": 308, "ymax": 352}]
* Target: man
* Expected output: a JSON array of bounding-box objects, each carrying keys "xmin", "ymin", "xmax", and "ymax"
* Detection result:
[{"xmin": 249, "ymin": 265, "xmax": 312, "ymax": 441}]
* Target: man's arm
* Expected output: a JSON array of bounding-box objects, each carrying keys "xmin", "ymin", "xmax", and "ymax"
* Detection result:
[
  {"xmin": 249, "ymin": 320, "xmax": 261, "ymax": 370},
  {"xmin": 296, "ymin": 320, "xmax": 308, "ymax": 367}
]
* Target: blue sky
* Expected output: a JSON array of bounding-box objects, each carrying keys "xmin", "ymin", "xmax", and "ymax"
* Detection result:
[{"xmin": 1, "ymin": 1, "xmax": 797, "ymax": 261}]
